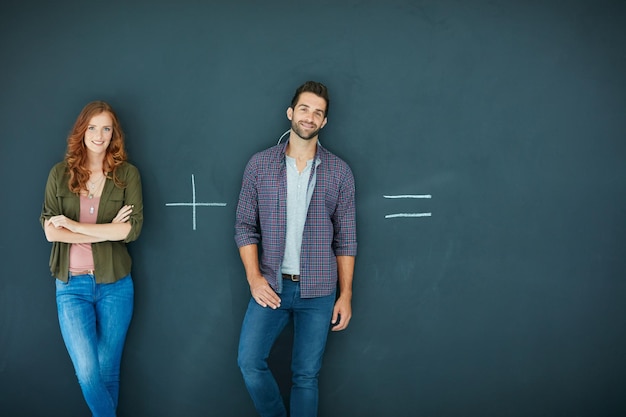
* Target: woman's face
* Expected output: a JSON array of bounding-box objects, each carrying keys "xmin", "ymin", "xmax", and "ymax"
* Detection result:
[{"xmin": 84, "ymin": 112, "xmax": 113, "ymax": 157}]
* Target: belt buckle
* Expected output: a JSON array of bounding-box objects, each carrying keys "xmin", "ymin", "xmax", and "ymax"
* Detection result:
[
  {"xmin": 71, "ymin": 269, "xmax": 95, "ymax": 276},
  {"xmin": 283, "ymin": 274, "xmax": 300, "ymax": 282}
]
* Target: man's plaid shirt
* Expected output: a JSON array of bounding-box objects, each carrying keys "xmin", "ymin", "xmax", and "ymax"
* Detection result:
[{"xmin": 235, "ymin": 140, "xmax": 357, "ymax": 298}]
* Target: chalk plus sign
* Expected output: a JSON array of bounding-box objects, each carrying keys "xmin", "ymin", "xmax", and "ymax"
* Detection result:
[{"xmin": 165, "ymin": 174, "xmax": 227, "ymax": 230}]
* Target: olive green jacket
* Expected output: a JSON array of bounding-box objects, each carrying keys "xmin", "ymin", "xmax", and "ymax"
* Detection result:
[{"xmin": 40, "ymin": 161, "xmax": 143, "ymax": 283}]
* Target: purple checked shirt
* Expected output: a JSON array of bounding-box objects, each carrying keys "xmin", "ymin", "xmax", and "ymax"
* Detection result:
[{"xmin": 235, "ymin": 140, "xmax": 357, "ymax": 298}]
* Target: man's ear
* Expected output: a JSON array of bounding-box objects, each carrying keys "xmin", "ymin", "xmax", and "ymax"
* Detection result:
[
  {"xmin": 321, "ymin": 117, "xmax": 328, "ymax": 129},
  {"xmin": 286, "ymin": 107, "xmax": 293, "ymax": 121}
]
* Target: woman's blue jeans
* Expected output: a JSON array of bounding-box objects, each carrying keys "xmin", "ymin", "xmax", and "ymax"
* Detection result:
[
  {"xmin": 56, "ymin": 273, "xmax": 134, "ymax": 417},
  {"xmin": 238, "ymin": 279, "xmax": 336, "ymax": 417}
]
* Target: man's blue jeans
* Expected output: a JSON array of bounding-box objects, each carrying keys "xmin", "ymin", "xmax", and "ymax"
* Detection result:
[
  {"xmin": 56, "ymin": 274, "xmax": 134, "ymax": 417},
  {"xmin": 238, "ymin": 279, "xmax": 336, "ymax": 417}
]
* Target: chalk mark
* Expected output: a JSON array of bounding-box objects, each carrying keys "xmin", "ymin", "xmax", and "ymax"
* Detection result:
[
  {"xmin": 277, "ymin": 129, "xmax": 290, "ymax": 145},
  {"xmin": 165, "ymin": 174, "xmax": 227, "ymax": 230},
  {"xmin": 384, "ymin": 194, "xmax": 432, "ymax": 219},
  {"xmin": 384, "ymin": 194, "xmax": 432, "ymax": 199},
  {"xmin": 385, "ymin": 213, "xmax": 432, "ymax": 219}
]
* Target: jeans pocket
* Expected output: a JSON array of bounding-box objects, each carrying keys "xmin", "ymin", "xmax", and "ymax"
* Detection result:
[{"xmin": 55, "ymin": 277, "xmax": 72, "ymax": 290}]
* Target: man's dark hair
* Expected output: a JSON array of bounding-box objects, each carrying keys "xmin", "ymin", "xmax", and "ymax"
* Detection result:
[{"xmin": 290, "ymin": 81, "xmax": 330, "ymax": 117}]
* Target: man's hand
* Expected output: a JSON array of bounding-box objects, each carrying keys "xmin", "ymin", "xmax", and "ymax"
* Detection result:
[
  {"xmin": 331, "ymin": 296, "xmax": 352, "ymax": 331},
  {"xmin": 249, "ymin": 275, "xmax": 281, "ymax": 309}
]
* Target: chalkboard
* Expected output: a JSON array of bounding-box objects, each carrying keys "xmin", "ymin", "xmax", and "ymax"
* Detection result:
[{"xmin": 1, "ymin": 1, "xmax": 625, "ymax": 416}]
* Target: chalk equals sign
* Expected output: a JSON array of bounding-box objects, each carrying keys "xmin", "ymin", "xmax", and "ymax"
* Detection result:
[{"xmin": 383, "ymin": 194, "xmax": 432, "ymax": 219}]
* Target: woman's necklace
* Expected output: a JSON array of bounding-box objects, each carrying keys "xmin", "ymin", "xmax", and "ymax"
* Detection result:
[{"xmin": 87, "ymin": 174, "xmax": 106, "ymax": 215}]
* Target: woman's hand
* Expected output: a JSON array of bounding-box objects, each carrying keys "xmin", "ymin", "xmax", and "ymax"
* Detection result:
[
  {"xmin": 48, "ymin": 215, "xmax": 79, "ymax": 233},
  {"xmin": 112, "ymin": 205, "xmax": 133, "ymax": 223}
]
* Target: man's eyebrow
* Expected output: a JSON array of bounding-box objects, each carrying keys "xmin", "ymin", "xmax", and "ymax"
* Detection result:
[{"xmin": 297, "ymin": 103, "xmax": 325, "ymax": 114}]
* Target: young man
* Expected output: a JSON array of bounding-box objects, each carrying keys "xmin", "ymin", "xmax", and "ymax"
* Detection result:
[{"xmin": 235, "ymin": 81, "xmax": 357, "ymax": 417}]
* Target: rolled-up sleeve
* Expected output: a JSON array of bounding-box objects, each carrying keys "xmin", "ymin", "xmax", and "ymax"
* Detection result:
[
  {"xmin": 40, "ymin": 163, "xmax": 63, "ymax": 228},
  {"xmin": 122, "ymin": 164, "xmax": 143, "ymax": 243},
  {"xmin": 235, "ymin": 157, "xmax": 261, "ymax": 248},
  {"xmin": 332, "ymin": 165, "xmax": 357, "ymax": 257}
]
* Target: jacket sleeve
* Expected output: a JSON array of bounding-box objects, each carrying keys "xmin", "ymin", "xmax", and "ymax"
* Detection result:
[
  {"xmin": 122, "ymin": 164, "xmax": 143, "ymax": 243},
  {"xmin": 40, "ymin": 163, "xmax": 63, "ymax": 228}
]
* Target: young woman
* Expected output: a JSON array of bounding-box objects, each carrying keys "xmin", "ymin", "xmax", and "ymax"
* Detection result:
[{"xmin": 40, "ymin": 101, "xmax": 143, "ymax": 417}]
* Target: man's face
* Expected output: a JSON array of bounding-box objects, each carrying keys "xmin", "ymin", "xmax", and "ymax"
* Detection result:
[{"xmin": 287, "ymin": 92, "xmax": 328, "ymax": 140}]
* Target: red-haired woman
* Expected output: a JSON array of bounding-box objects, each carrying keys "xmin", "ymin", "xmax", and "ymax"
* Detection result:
[{"xmin": 40, "ymin": 101, "xmax": 143, "ymax": 417}]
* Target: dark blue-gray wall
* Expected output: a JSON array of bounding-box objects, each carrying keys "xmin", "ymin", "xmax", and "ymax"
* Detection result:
[{"xmin": 1, "ymin": 0, "xmax": 625, "ymax": 416}]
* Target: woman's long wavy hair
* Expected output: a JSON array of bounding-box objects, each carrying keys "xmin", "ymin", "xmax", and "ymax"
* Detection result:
[{"xmin": 65, "ymin": 101, "xmax": 127, "ymax": 194}]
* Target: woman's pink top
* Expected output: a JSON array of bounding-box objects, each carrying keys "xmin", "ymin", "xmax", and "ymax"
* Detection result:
[{"xmin": 68, "ymin": 195, "xmax": 100, "ymax": 273}]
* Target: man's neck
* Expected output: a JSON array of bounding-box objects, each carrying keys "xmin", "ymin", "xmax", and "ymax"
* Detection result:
[{"xmin": 286, "ymin": 133, "xmax": 317, "ymax": 161}]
